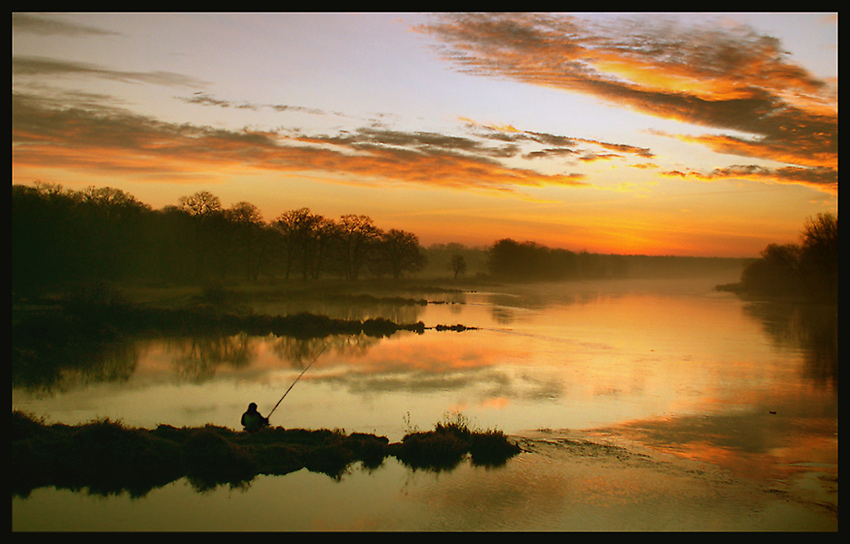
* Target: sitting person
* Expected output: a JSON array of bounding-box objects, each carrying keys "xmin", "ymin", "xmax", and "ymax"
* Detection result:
[{"xmin": 241, "ymin": 402, "xmax": 269, "ymax": 432}]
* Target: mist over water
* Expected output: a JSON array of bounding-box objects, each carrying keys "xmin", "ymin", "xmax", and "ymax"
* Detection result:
[{"xmin": 12, "ymin": 271, "xmax": 837, "ymax": 531}]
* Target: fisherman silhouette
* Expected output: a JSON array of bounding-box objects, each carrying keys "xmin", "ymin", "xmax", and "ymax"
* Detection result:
[{"xmin": 241, "ymin": 402, "xmax": 270, "ymax": 432}]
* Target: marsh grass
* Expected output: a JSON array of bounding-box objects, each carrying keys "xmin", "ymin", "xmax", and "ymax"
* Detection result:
[
  {"xmin": 395, "ymin": 412, "xmax": 521, "ymax": 471},
  {"xmin": 12, "ymin": 411, "xmax": 520, "ymax": 498}
]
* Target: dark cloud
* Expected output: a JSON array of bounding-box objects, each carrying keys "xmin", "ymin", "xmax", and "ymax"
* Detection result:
[
  {"xmin": 11, "ymin": 15, "xmax": 661, "ymax": 194},
  {"xmin": 460, "ymin": 119, "xmax": 656, "ymax": 164},
  {"xmin": 12, "ymin": 13, "xmax": 120, "ymax": 37},
  {"xmin": 13, "ymin": 56, "xmax": 207, "ymax": 88},
  {"xmin": 11, "ymin": 92, "xmax": 587, "ymax": 191},
  {"xmin": 663, "ymin": 164, "xmax": 837, "ymax": 191},
  {"xmin": 180, "ymin": 92, "xmax": 327, "ymax": 116},
  {"xmin": 575, "ymin": 138, "xmax": 654, "ymax": 158},
  {"xmin": 302, "ymin": 126, "xmax": 522, "ymax": 160}
]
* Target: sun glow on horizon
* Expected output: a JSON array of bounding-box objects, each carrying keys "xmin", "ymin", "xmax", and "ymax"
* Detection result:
[{"xmin": 12, "ymin": 12, "xmax": 837, "ymax": 259}]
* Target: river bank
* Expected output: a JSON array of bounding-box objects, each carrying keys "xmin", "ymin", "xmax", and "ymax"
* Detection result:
[{"xmin": 12, "ymin": 410, "xmax": 520, "ymax": 498}]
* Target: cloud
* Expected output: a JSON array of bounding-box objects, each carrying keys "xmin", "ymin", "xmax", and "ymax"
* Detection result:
[
  {"xmin": 662, "ymin": 164, "xmax": 837, "ymax": 191},
  {"xmin": 179, "ymin": 92, "xmax": 328, "ymax": 116},
  {"xmin": 417, "ymin": 13, "xmax": 837, "ymax": 188},
  {"xmin": 460, "ymin": 118, "xmax": 655, "ymax": 163},
  {"xmin": 11, "ymin": 92, "xmax": 588, "ymax": 192},
  {"xmin": 13, "ymin": 56, "xmax": 207, "ymax": 88},
  {"xmin": 12, "ymin": 13, "xmax": 119, "ymax": 37},
  {"xmin": 10, "ymin": 15, "xmax": 661, "ymax": 195}
]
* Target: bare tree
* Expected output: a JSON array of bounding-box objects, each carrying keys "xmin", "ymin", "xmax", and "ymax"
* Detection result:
[
  {"xmin": 376, "ymin": 229, "xmax": 427, "ymax": 280},
  {"xmin": 179, "ymin": 191, "xmax": 221, "ymax": 216},
  {"xmin": 338, "ymin": 214, "xmax": 382, "ymax": 280},
  {"xmin": 450, "ymin": 254, "xmax": 467, "ymax": 279}
]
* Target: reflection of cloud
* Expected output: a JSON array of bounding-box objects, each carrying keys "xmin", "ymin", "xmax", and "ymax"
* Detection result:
[
  {"xmin": 608, "ymin": 405, "xmax": 838, "ymax": 481},
  {"xmin": 418, "ymin": 13, "xmax": 837, "ymax": 191}
]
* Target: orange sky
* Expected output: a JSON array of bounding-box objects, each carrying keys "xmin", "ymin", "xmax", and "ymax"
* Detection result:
[{"xmin": 12, "ymin": 13, "xmax": 837, "ymax": 257}]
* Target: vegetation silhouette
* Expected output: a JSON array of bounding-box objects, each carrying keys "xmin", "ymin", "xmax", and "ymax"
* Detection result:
[
  {"xmin": 12, "ymin": 411, "xmax": 521, "ymax": 498},
  {"xmin": 717, "ymin": 213, "xmax": 837, "ymax": 303},
  {"xmin": 13, "ymin": 183, "xmax": 428, "ymax": 296},
  {"xmin": 11, "ymin": 281, "xmax": 485, "ymax": 394},
  {"xmin": 13, "ymin": 182, "xmax": 749, "ymax": 300}
]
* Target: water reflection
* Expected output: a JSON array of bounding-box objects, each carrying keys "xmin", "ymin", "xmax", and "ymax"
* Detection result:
[
  {"xmin": 171, "ymin": 333, "xmax": 253, "ymax": 381},
  {"xmin": 12, "ymin": 278, "xmax": 838, "ymax": 530},
  {"xmin": 743, "ymin": 301, "xmax": 838, "ymax": 388},
  {"xmin": 12, "ymin": 332, "xmax": 141, "ymax": 395},
  {"xmin": 13, "ymin": 281, "xmax": 836, "ymax": 427},
  {"xmin": 581, "ymin": 295, "xmax": 838, "ymax": 488}
]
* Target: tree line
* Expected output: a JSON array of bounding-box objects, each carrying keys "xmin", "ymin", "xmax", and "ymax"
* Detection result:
[
  {"xmin": 727, "ymin": 213, "xmax": 838, "ymax": 303},
  {"xmin": 487, "ymin": 239, "xmax": 626, "ymax": 281},
  {"xmin": 12, "ymin": 183, "xmax": 427, "ymax": 295},
  {"xmin": 13, "ymin": 182, "xmax": 772, "ymax": 297},
  {"xmin": 484, "ymin": 238, "xmax": 753, "ymax": 282}
]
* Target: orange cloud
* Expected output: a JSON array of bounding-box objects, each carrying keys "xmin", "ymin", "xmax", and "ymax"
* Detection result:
[
  {"xmin": 12, "ymin": 93, "xmax": 588, "ymax": 192},
  {"xmin": 662, "ymin": 164, "xmax": 837, "ymax": 193},
  {"xmin": 417, "ymin": 13, "xmax": 837, "ymax": 185}
]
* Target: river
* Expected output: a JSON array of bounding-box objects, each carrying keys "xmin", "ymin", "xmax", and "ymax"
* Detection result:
[{"xmin": 12, "ymin": 275, "xmax": 838, "ymax": 531}]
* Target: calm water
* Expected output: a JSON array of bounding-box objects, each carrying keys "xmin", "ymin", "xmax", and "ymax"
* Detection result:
[{"xmin": 12, "ymin": 276, "xmax": 838, "ymax": 531}]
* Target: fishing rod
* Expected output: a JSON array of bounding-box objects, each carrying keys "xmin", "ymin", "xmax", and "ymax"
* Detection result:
[{"xmin": 267, "ymin": 342, "xmax": 328, "ymax": 420}]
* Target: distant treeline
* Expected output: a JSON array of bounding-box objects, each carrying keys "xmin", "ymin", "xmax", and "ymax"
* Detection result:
[
  {"xmin": 13, "ymin": 184, "xmax": 429, "ymax": 295},
  {"xmin": 485, "ymin": 238, "xmax": 749, "ymax": 281},
  {"xmin": 718, "ymin": 213, "xmax": 837, "ymax": 303},
  {"xmin": 13, "ymin": 183, "xmax": 748, "ymax": 296}
]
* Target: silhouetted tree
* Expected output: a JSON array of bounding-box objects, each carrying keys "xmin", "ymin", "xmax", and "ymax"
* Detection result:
[
  {"xmin": 308, "ymin": 216, "xmax": 340, "ymax": 279},
  {"xmin": 450, "ymin": 254, "xmax": 467, "ymax": 279},
  {"xmin": 338, "ymin": 214, "xmax": 382, "ymax": 280},
  {"xmin": 273, "ymin": 208, "xmax": 312, "ymax": 280},
  {"xmin": 178, "ymin": 191, "xmax": 221, "ymax": 216},
  {"xmin": 12, "ymin": 183, "xmax": 157, "ymax": 293},
  {"xmin": 223, "ymin": 201, "xmax": 267, "ymax": 280},
  {"xmin": 488, "ymin": 238, "xmax": 579, "ymax": 281},
  {"xmin": 740, "ymin": 244, "xmax": 802, "ymax": 296},
  {"xmin": 272, "ymin": 208, "xmax": 336, "ymax": 280},
  {"xmin": 148, "ymin": 206, "xmax": 200, "ymax": 282},
  {"xmin": 373, "ymin": 229, "xmax": 427, "ymax": 280},
  {"xmin": 13, "ymin": 183, "xmax": 80, "ymax": 294},
  {"xmin": 799, "ymin": 213, "xmax": 838, "ymax": 300},
  {"xmin": 738, "ymin": 213, "xmax": 837, "ymax": 302}
]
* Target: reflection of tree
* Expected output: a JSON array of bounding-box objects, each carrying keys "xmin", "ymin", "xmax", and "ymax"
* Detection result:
[
  {"xmin": 270, "ymin": 334, "xmax": 382, "ymax": 367},
  {"xmin": 169, "ymin": 333, "xmax": 253, "ymax": 382},
  {"xmin": 259, "ymin": 297, "xmax": 425, "ymax": 325},
  {"xmin": 12, "ymin": 333, "xmax": 141, "ymax": 394},
  {"xmin": 744, "ymin": 302, "xmax": 837, "ymax": 389},
  {"xmin": 271, "ymin": 336, "xmax": 331, "ymax": 366},
  {"xmin": 736, "ymin": 214, "xmax": 837, "ymax": 302},
  {"xmin": 490, "ymin": 306, "xmax": 516, "ymax": 325},
  {"xmin": 327, "ymin": 334, "xmax": 382, "ymax": 359}
]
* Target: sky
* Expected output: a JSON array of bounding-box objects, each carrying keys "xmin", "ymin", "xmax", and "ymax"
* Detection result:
[{"xmin": 11, "ymin": 12, "xmax": 837, "ymax": 258}]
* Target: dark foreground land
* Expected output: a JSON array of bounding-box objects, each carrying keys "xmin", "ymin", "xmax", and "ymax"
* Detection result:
[{"xmin": 12, "ymin": 411, "xmax": 521, "ymax": 498}]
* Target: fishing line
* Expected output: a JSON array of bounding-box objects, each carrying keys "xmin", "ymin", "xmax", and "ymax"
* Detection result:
[{"xmin": 267, "ymin": 342, "xmax": 328, "ymax": 419}]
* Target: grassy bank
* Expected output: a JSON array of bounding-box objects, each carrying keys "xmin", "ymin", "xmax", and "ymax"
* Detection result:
[{"xmin": 12, "ymin": 411, "xmax": 521, "ymax": 498}]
